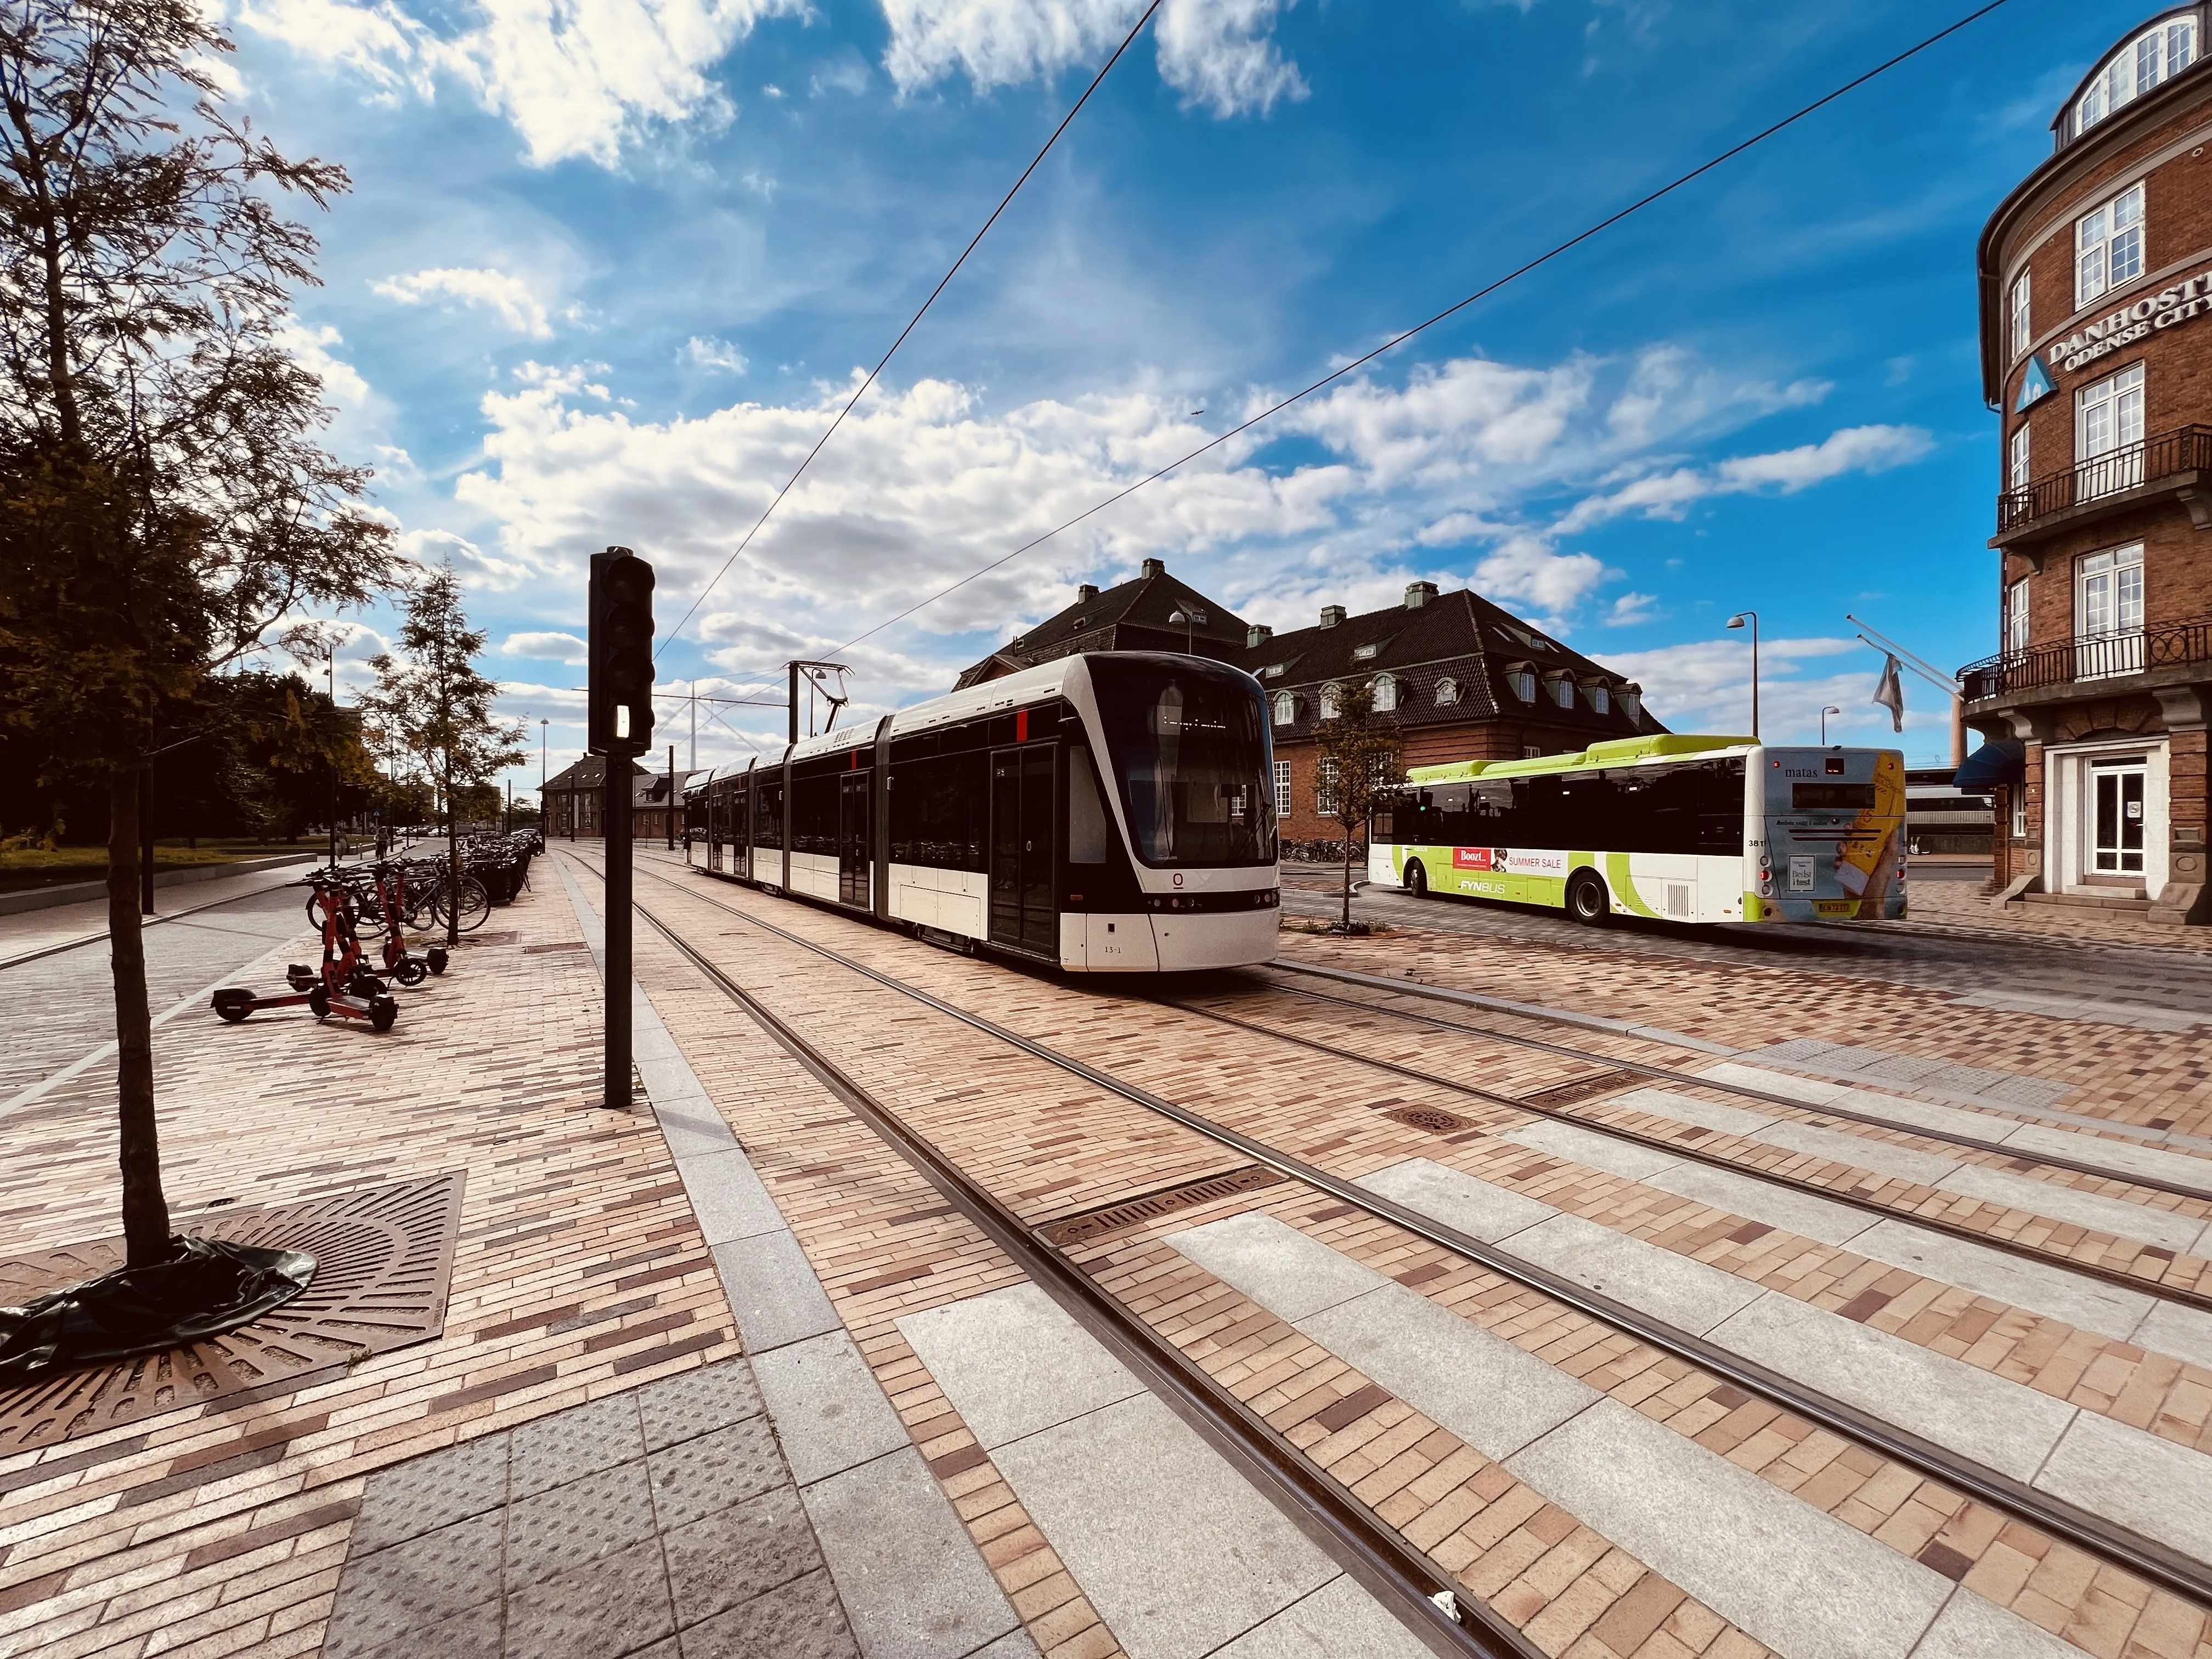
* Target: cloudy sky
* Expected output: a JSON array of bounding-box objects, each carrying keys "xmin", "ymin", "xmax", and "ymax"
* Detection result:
[{"xmin": 219, "ymin": 0, "xmax": 2131, "ymax": 792}]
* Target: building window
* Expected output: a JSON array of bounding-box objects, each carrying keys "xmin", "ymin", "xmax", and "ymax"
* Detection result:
[
  {"xmin": 2075, "ymin": 542, "xmax": 2145, "ymax": 678},
  {"xmin": 1352, "ymin": 643, "xmax": 1380, "ymax": 661},
  {"xmin": 2077, "ymin": 17, "xmax": 2196, "ymax": 134},
  {"xmin": 2075, "ymin": 362, "xmax": 2145, "ymax": 496},
  {"xmin": 1272, "ymin": 691, "xmax": 1296, "ymax": 726},
  {"xmin": 1506, "ymin": 670, "xmax": 1536, "ymax": 702},
  {"xmin": 2010, "ymin": 783, "xmax": 2028, "ymax": 840},
  {"xmin": 1316, "ymin": 760, "xmax": 1339, "ymax": 819},
  {"xmin": 1272, "ymin": 759, "xmax": 1292, "ymax": 820},
  {"xmin": 1435, "ymin": 676, "xmax": 1459, "ymax": 706},
  {"xmin": 2005, "ymin": 577, "xmax": 2031, "ymax": 655},
  {"xmin": 2008, "ymin": 422, "xmax": 2031, "ymax": 490},
  {"xmin": 1618, "ymin": 686, "xmax": 1641, "ymax": 723},
  {"xmin": 1372, "ymin": 674, "xmax": 1397, "ymax": 712},
  {"xmin": 1522, "ymin": 745, "xmax": 1544, "ymax": 760},
  {"xmin": 1548, "ymin": 676, "xmax": 1574, "ymax": 710},
  {"xmin": 2075, "ymin": 184, "xmax": 2145, "ymax": 308},
  {"xmin": 1587, "ymin": 683, "xmax": 1610, "ymax": 715},
  {"xmin": 2010, "ymin": 270, "xmax": 2032, "ymax": 359},
  {"xmin": 1319, "ymin": 683, "xmax": 1341, "ymax": 720}
]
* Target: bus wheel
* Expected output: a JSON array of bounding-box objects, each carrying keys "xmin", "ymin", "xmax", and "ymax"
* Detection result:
[
  {"xmin": 1404, "ymin": 861, "xmax": 1429, "ymax": 899},
  {"xmin": 1566, "ymin": 871, "xmax": 1610, "ymax": 927}
]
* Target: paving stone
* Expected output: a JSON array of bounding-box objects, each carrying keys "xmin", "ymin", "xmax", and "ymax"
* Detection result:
[
  {"xmin": 675, "ymin": 1567, "xmax": 857, "ymax": 1659},
  {"xmin": 326, "ymin": 1511, "xmax": 506, "ymax": 1659},
  {"xmin": 351, "ymin": 1432, "xmax": 512, "ymax": 1556},
  {"xmin": 506, "ymin": 1458, "xmax": 659, "ymax": 1590},
  {"xmin": 504, "ymin": 1535, "xmax": 675, "ymax": 1659},
  {"xmin": 712, "ymin": 1229, "xmax": 843, "ymax": 1354},
  {"xmin": 647, "ymin": 1413, "xmax": 787, "ymax": 1530},
  {"xmin": 348, "ymin": 1600, "xmax": 505, "ymax": 1659},
  {"xmin": 636, "ymin": 1357, "xmax": 765, "ymax": 1452},
  {"xmin": 751, "ymin": 1329, "xmax": 916, "ymax": 1485},
  {"xmin": 512, "ymin": 1392, "xmax": 646, "ymax": 1499},
  {"xmin": 663, "ymin": 1484, "xmax": 823, "ymax": 1627},
  {"xmin": 679, "ymin": 1147, "xmax": 787, "ymax": 1246}
]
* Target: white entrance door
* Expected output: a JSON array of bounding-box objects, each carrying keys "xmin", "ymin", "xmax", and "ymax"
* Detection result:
[{"xmin": 2088, "ymin": 756, "xmax": 2148, "ymax": 877}]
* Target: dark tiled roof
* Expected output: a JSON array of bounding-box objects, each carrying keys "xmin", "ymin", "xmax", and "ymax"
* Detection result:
[
  {"xmin": 540, "ymin": 757, "xmax": 644, "ymax": 794},
  {"xmin": 953, "ymin": 563, "xmax": 1250, "ymax": 688}
]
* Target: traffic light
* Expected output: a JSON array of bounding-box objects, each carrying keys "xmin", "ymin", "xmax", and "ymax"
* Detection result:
[{"xmin": 589, "ymin": 546, "xmax": 655, "ymax": 755}]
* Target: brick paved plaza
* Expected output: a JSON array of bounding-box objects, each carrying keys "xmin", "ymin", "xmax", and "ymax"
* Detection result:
[{"xmin": 3, "ymin": 855, "xmax": 2211, "ymax": 1659}]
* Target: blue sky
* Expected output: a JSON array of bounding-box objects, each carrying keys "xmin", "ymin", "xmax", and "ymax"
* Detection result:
[{"xmin": 218, "ymin": 0, "xmax": 2143, "ymax": 792}]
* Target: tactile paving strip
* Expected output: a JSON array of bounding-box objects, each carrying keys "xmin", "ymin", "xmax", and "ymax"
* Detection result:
[{"xmin": 0, "ymin": 1171, "xmax": 465, "ymax": 1453}]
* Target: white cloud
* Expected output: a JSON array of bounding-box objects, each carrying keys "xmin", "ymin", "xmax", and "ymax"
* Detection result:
[
  {"xmin": 682, "ymin": 335, "xmax": 750, "ymax": 373},
  {"xmin": 502, "ymin": 630, "xmax": 590, "ymax": 663},
  {"xmin": 276, "ymin": 318, "xmax": 371, "ymax": 407},
  {"xmin": 1596, "ymin": 636, "xmax": 1887, "ymax": 741},
  {"xmin": 1553, "ymin": 424, "xmax": 1932, "ymax": 535},
  {"xmin": 1605, "ymin": 591, "xmax": 1658, "ymax": 627},
  {"xmin": 400, "ymin": 528, "xmax": 538, "ymax": 591},
  {"xmin": 1470, "ymin": 533, "xmax": 1610, "ymax": 617},
  {"xmin": 374, "ymin": 267, "xmax": 554, "ymax": 338},
  {"xmin": 235, "ymin": 0, "xmax": 807, "ymax": 167},
  {"xmin": 880, "ymin": 0, "xmax": 1304, "ymax": 116}
]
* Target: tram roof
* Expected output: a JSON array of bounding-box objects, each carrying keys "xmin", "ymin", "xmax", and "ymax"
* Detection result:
[{"xmin": 1405, "ymin": 733, "xmax": 1759, "ymax": 786}]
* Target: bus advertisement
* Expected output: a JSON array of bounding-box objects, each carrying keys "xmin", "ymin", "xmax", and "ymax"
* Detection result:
[{"xmin": 1367, "ymin": 735, "xmax": 1906, "ymax": 926}]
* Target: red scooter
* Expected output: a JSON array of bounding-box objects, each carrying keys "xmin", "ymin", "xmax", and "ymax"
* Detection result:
[{"xmin": 211, "ymin": 872, "xmax": 399, "ymax": 1031}]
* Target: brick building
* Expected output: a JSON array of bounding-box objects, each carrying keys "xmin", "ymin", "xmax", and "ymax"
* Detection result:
[
  {"xmin": 540, "ymin": 758, "xmax": 700, "ymax": 841},
  {"xmin": 956, "ymin": 565, "xmax": 1665, "ymax": 848},
  {"xmin": 1962, "ymin": 4, "xmax": 2212, "ymax": 926}
]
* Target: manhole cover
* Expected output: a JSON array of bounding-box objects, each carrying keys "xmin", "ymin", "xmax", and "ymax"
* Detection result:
[
  {"xmin": 1040, "ymin": 1167, "xmax": 1287, "ymax": 1246},
  {"xmin": 0, "ymin": 1172, "xmax": 465, "ymax": 1454},
  {"xmin": 1519, "ymin": 1071, "xmax": 1638, "ymax": 1110},
  {"xmin": 522, "ymin": 941, "xmax": 589, "ymax": 953},
  {"xmin": 1384, "ymin": 1107, "xmax": 1477, "ymax": 1135}
]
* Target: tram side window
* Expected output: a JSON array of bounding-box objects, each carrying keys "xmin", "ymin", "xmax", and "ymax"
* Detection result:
[
  {"xmin": 1068, "ymin": 746, "xmax": 1111, "ymax": 865},
  {"xmin": 792, "ymin": 769, "xmax": 839, "ymax": 855},
  {"xmin": 753, "ymin": 778, "xmax": 783, "ymax": 849},
  {"xmin": 890, "ymin": 749, "xmax": 988, "ymax": 872}
]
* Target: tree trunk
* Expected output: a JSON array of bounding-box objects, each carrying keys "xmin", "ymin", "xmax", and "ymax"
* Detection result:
[
  {"xmin": 1340, "ymin": 831, "xmax": 1352, "ymax": 932},
  {"xmin": 446, "ymin": 768, "xmax": 461, "ymax": 949},
  {"xmin": 108, "ymin": 769, "xmax": 172, "ymax": 1267}
]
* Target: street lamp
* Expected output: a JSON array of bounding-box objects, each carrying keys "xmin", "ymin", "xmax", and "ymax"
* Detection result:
[
  {"xmin": 1169, "ymin": 607, "xmax": 1207, "ymax": 653},
  {"xmin": 1820, "ymin": 705, "xmax": 1842, "ymax": 745},
  {"xmin": 1726, "ymin": 612, "xmax": 1760, "ymax": 741}
]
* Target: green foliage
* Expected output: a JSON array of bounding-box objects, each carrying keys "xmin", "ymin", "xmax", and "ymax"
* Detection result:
[
  {"xmin": 1313, "ymin": 679, "xmax": 1405, "ymax": 930},
  {"xmin": 362, "ymin": 564, "xmax": 527, "ymax": 820}
]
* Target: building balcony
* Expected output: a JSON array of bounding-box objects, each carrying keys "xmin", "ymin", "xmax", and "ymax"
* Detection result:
[
  {"xmin": 1958, "ymin": 614, "xmax": 2212, "ymax": 705},
  {"xmin": 1993, "ymin": 425, "xmax": 2212, "ymax": 553}
]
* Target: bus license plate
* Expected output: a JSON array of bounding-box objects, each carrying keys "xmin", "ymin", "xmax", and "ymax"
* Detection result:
[{"xmin": 1813, "ymin": 899, "xmax": 1856, "ymax": 917}]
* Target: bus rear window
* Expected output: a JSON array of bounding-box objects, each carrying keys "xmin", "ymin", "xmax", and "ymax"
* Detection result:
[{"xmin": 1791, "ymin": 783, "xmax": 1874, "ymax": 811}]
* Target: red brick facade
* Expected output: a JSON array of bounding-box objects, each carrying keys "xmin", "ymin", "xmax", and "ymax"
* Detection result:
[{"xmin": 1966, "ymin": 5, "xmax": 2212, "ymax": 924}]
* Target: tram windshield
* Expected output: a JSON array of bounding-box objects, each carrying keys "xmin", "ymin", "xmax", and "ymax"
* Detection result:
[{"xmin": 1088, "ymin": 657, "xmax": 1274, "ymax": 867}]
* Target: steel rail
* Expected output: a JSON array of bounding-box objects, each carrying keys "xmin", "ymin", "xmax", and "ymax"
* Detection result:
[
  {"xmin": 619, "ymin": 889, "xmax": 1526, "ymax": 1659},
  {"xmin": 1165, "ymin": 996, "xmax": 2212, "ymax": 1318},
  {"xmin": 1262, "ymin": 962, "xmax": 2212, "ymax": 1205},
  {"xmin": 597, "ymin": 855, "xmax": 2212, "ymax": 1611}
]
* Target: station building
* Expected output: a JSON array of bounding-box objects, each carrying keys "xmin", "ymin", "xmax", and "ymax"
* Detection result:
[
  {"xmin": 1964, "ymin": 4, "xmax": 2212, "ymax": 924},
  {"xmin": 540, "ymin": 757, "xmax": 699, "ymax": 842},
  {"xmin": 956, "ymin": 565, "xmax": 1666, "ymax": 847}
]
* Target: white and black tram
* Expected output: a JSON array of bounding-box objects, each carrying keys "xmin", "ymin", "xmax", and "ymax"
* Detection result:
[{"xmin": 682, "ymin": 652, "xmax": 1280, "ymax": 972}]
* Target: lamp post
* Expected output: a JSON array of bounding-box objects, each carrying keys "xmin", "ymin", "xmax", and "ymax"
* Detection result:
[
  {"xmin": 326, "ymin": 646, "xmax": 340, "ymax": 870},
  {"xmin": 1726, "ymin": 612, "xmax": 1760, "ymax": 741},
  {"xmin": 1820, "ymin": 705, "xmax": 1842, "ymax": 745},
  {"xmin": 1169, "ymin": 607, "xmax": 1207, "ymax": 653}
]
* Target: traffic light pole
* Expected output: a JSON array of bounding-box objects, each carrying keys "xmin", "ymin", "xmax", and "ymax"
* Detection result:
[{"xmin": 602, "ymin": 752, "xmax": 633, "ymax": 1110}]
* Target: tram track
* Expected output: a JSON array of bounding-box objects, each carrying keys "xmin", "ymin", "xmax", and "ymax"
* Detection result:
[{"xmin": 571, "ymin": 849, "xmax": 2212, "ymax": 1627}]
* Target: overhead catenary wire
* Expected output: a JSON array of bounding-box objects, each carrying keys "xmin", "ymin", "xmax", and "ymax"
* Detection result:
[
  {"xmin": 736, "ymin": 0, "xmax": 2017, "ymax": 677},
  {"xmin": 658, "ymin": 0, "xmax": 1168, "ymax": 658}
]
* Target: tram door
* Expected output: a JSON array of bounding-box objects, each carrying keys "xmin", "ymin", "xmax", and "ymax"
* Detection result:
[
  {"xmin": 990, "ymin": 747, "xmax": 1057, "ymax": 955},
  {"xmin": 838, "ymin": 770, "xmax": 872, "ymax": 906}
]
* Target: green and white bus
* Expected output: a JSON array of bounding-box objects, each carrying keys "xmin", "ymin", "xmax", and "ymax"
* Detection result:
[{"xmin": 1368, "ymin": 734, "xmax": 1907, "ymax": 926}]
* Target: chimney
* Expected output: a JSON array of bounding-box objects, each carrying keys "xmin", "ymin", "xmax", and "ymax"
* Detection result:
[
  {"xmin": 1077, "ymin": 584, "xmax": 1099, "ymax": 604},
  {"xmin": 1404, "ymin": 580, "xmax": 1438, "ymax": 609},
  {"xmin": 1319, "ymin": 605, "xmax": 1347, "ymax": 628},
  {"xmin": 1140, "ymin": 557, "xmax": 1166, "ymax": 579},
  {"xmin": 1246, "ymin": 623, "xmax": 1273, "ymax": 649}
]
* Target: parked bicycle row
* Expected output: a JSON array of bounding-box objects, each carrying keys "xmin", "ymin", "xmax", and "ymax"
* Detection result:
[{"xmin": 205, "ymin": 832, "xmax": 541, "ymax": 1032}]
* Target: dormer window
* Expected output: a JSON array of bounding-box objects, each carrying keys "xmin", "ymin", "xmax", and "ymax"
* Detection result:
[
  {"xmin": 1435, "ymin": 677, "xmax": 1459, "ymax": 706},
  {"xmin": 1352, "ymin": 643, "xmax": 1380, "ymax": 661},
  {"xmin": 1546, "ymin": 674, "xmax": 1574, "ymax": 710},
  {"xmin": 1372, "ymin": 674, "xmax": 1398, "ymax": 712},
  {"xmin": 1319, "ymin": 683, "xmax": 1342, "ymax": 720},
  {"xmin": 2076, "ymin": 15, "xmax": 2197, "ymax": 135},
  {"xmin": 1620, "ymin": 685, "xmax": 1642, "ymax": 723},
  {"xmin": 1505, "ymin": 667, "xmax": 1536, "ymax": 703},
  {"xmin": 1261, "ymin": 663, "xmax": 1285, "ymax": 679},
  {"xmin": 1587, "ymin": 683, "xmax": 1610, "ymax": 716},
  {"xmin": 1272, "ymin": 691, "xmax": 1296, "ymax": 726}
]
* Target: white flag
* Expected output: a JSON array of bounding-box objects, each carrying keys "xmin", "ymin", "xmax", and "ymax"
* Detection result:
[{"xmin": 1872, "ymin": 654, "xmax": 1904, "ymax": 733}]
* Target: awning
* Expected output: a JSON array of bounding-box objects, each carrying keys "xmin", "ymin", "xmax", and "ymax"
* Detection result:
[{"xmin": 1953, "ymin": 738, "xmax": 2024, "ymax": 791}]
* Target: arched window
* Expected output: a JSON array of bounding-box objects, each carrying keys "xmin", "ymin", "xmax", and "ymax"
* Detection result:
[
  {"xmin": 1620, "ymin": 685, "xmax": 1643, "ymax": 724},
  {"xmin": 1272, "ymin": 691, "xmax": 1296, "ymax": 726},
  {"xmin": 1547, "ymin": 675, "xmax": 1575, "ymax": 710},
  {"xmin": 1319, "ymin": 683, "xmax": 1342, "ymax": 720},
  {"xmin": 1505, "ymin": 666, "xmax": 1536, "ymax": 703},
  {"xmin": 2077, "ymin": 15, "xmax": 2196, "ymax": 134},
  {"xmin": 1586, "ymin": 682, "xmax": 1610, "ymax": 716},
  {"xmin": 1372, "ymin": 674, "xmax": 1398, "ymax": 713},
  {"xmin": 1435, "ymin": 677, "xmax": 1459, "ymax": 706}
]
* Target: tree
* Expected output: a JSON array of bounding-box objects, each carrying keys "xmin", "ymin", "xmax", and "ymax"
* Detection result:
[
  {"xmin": 362, "ymin": 565, "xmax": 526, "ymax": 945},
  {"xmin": 1313, "ymin": 679, "xmax": 1404, "ymax": 933},
  {"xmin": 0, "ymin": 1, "xmax": 395, "ymax": 1266}
]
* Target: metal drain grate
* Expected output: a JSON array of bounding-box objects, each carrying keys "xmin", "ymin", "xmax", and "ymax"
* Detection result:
[
  {"xmin": 0, "ymin": 1172, "xmax": 465, "ymax": 1454},
  {"xmin": 1040, "ymin": 1166, "xmax": 1286, "ymax": 1247},
  {"xmin": 1519, "ymin": 1071, "xmax": 1639, "ymax": 1110},
  {"xmin": 466, "ymin": 932, "xmax": 520, "ymax": 946},
  {"xmin": 522, "ymin": 941, "xmax": 589, "ymax": 954},
  {"xmin": 1384, "ymin": 1106, "xmax": 1477, "ymax": 1135}
]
